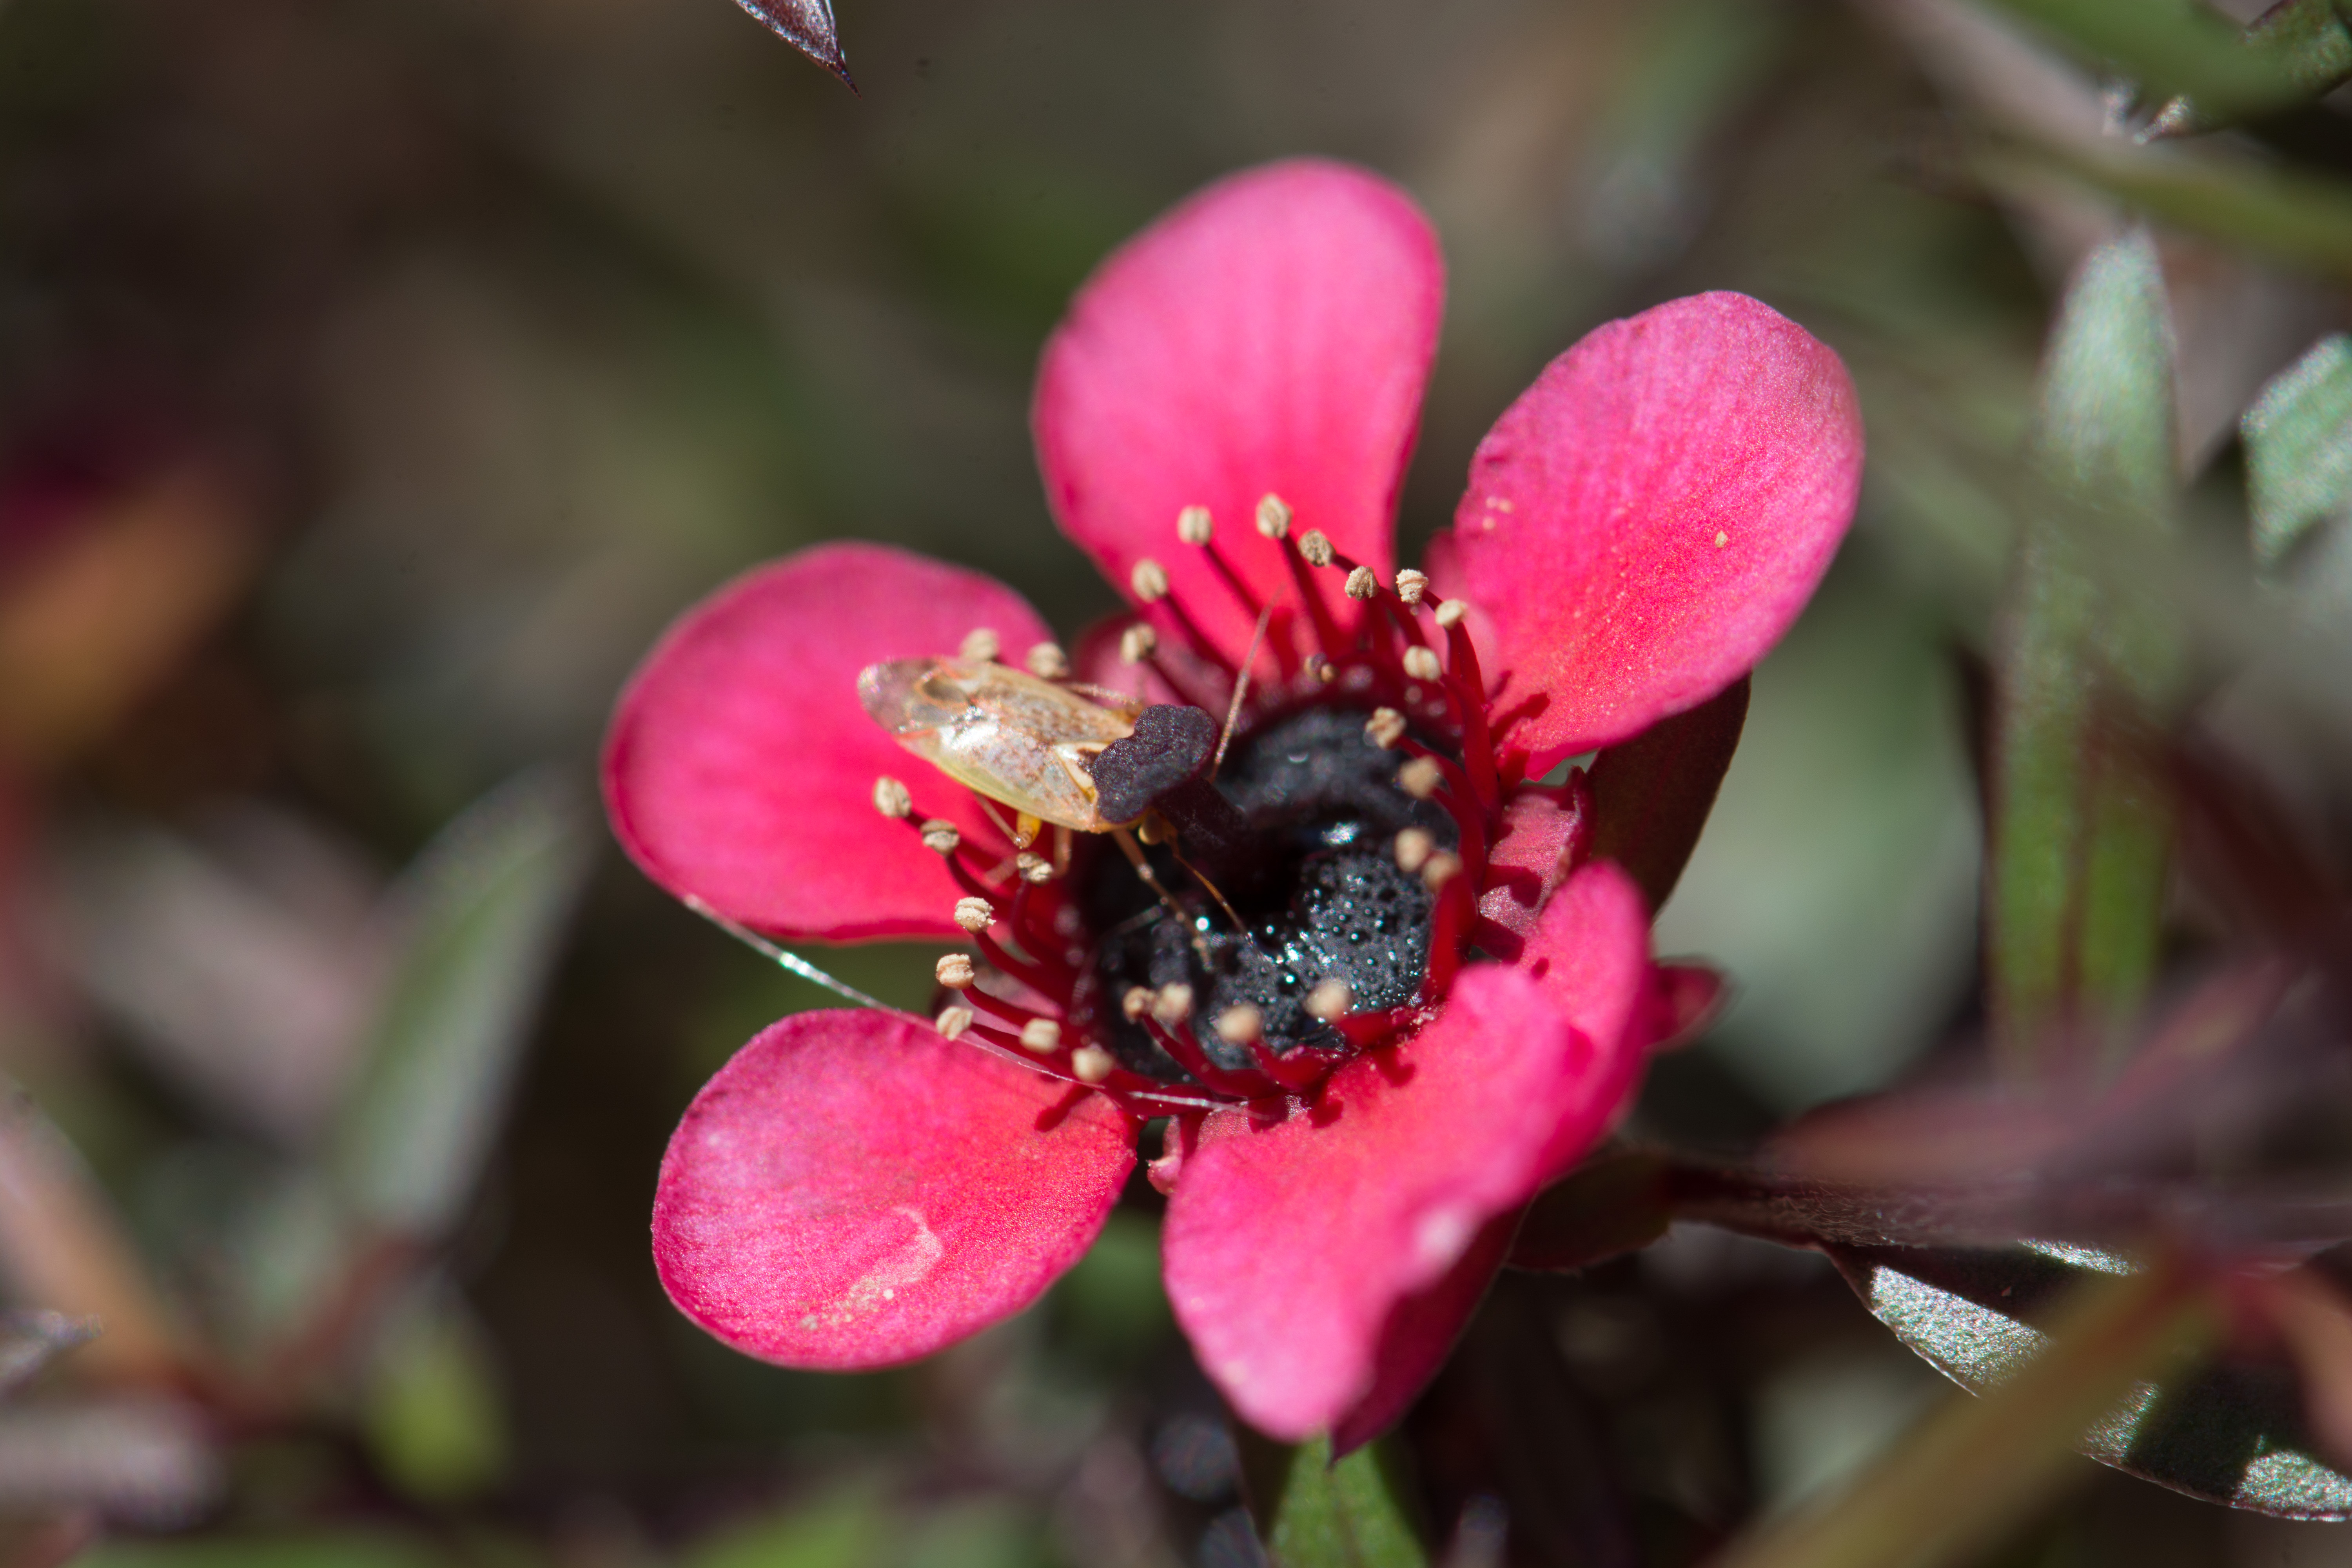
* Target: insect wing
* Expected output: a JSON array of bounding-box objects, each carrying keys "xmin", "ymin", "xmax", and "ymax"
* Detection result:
[{"xmin": 858, "ymin": 658, "xmax": 1132, "ymax": 831}]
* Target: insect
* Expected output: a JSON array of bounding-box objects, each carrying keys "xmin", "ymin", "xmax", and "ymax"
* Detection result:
[
  {"xmin": 857, "ymin": 657, "xmax": 1143, "ymax": 843},
  {"xmin": 858, "ymin": 654, "xmax": 1255, "ymax": 929}
]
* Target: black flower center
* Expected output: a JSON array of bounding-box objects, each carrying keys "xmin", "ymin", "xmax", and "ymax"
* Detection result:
[{"xmin": 1072, "ymin": 706, "xmax": 1459, "ymax": 1081}]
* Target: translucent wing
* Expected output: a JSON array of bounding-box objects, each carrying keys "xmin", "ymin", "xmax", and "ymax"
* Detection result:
[{"xmin": 858, "ymin": 659, "xmax": 1135, "ymax": 831}]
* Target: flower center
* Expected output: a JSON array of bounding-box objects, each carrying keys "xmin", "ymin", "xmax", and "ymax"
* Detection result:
[{"xmin": 1072, "ymin": 706, "xmax": 1459, "ymax": 1083}]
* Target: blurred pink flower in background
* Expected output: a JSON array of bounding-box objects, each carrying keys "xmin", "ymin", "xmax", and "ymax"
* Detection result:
[{"xmin": 603, "ymin": 160, "xmax": 1861, "ymax": 1445}]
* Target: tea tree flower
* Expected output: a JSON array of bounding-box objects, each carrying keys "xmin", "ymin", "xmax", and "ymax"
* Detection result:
[{"xmin": 604, "ymin": 160, "xmax": 1861, "ymax": 1446}]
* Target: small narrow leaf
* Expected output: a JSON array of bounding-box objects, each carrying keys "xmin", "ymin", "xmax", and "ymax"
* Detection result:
[
  {"xmin": 331, "ymin": 773, "xmax": 590, "ymax": 1240},
  {"xmin": 2145, "ymin": 0, "xmax": 2352, "ymax": 137},
  {"xmin": 1825, "ymin": 1245, "xmax": 2352, "ymax": 1519},
  {"xmin": 2245, "ymin": 334, "xmax": 2352, "ymax": 568},
  {"xmin": 1989, "ymin": 230, "xmax": 2183, "ymax": 1071},
  {"xmin": 1241, "ymin": 1432, "xmax": 1427, "ymax": 1568},
  {"xmin": 1712, "ymin": 1256, "xmax": 2214, "ymax": 1568},
  {"xmin": 732, "ymin": 0, "xmax": 854, "ymax": 89},
  {"xmin": 1985, "ymin": 0, "xmax": 2302, "ymax": 121}
]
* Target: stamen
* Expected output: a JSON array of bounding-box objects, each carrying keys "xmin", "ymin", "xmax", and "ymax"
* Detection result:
[
  {"xmin": 1214, "ymin": 1005, "xmax": 1264, "ymax": 1046},
  {"xmin": 919, "ymin": 819, "xmax": 962, "ymax": 855},
  {"xmin": 1254, "ymin": 494, "xmax": 1292, "ymax": 540},
  {"xmin": 1365, "ymin": 708, "xmax": 1407, "ymax": 750},
  {"xmin": 872, "ymin": 777, "xmax": 913, "ymax": 819},
  {"xmin": 1344, "ymin": 566, "xmax": 1378, "ymax": 601},
  {"xmin": 1397, "ymin": 757, "xmax": 1443, "ymax": 800},
  {"xmin": 1122, "ymin": 985, "xmax": 1155, "ymax": 1021},
  {"xmin": 1298, "ymin": 530, "xmax": 1335, "ymax": 568},
  {"xmin": 1152, "ymin": 983, "xmax": 1195, "ymax": 1025},
  {"xmin": 1394, "ymin": 568, "xmax": 1429, "ymax": 607},
  {"xmin": 960, "ymin": 627, "xmax": 1002, "ymax": 663},
  {"xmin": 1305, "ymin": 979, "xmax": 1353, "ymax": 1021},
  {"xmin": 953, "ymin": 897, "xmax": 994, "ymax": 934},
  {"xmin": 1131, "ymin": 559, "xmax": 1172, "ymax": 601},
  {"xmin": 1026, "ymin": 642, "xmax": 1071, "ymax": 679},
  {"xmin": 936, "ymin": 953, "xmax": 976, "ymax": 989},
  {"xmin": 1020, "ymin": 1018, "xmax": 1064, "ymax": 1053},
  {"xmin": 1395, "ymin": 827, "xmax": 1436, "ymax": 875},
  {"xmin": 1437, "ymin": 608, "xmax": 1503, "ymax": 815},
  {"xmin": 1071, "ymin": 1044, "xmax": 1115, "ymax": 1083},
  {"xmin": 936, "ymin": 1005, "xmax": 975, "ymax": 1039},
  {"xmin": 1402, "ymin": 646, "xmax": 1442, "ymax": 682},
  {"xmin": 1119, "ymin": 623, "xmax": 1158, "ymax": 663},
  {"xmin": 1421, "ymin": 851, "xmax": 1464, "ymax": 891},
  {"xmin": 1177, "ymin": 505, "xmax": 1215, "ymax": 546},
  {"xmin": 1016, "ymin": 851, "xmax": 1054, "ymax": 885}
]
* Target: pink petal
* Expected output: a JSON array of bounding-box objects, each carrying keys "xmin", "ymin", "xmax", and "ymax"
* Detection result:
[
  {"xmin": 1161, "ymin": 964, "xmax": 1596, "ymax": 1441},
  {"xmin": 1475, "ymin": 782, "xmax": 1592, "ymax": 952},
  {"xmin": 653, "ymin": 1009, "xmax": 1135, "ymax": 1369},
  {"xmin": 1445, "ymin": 293, "xmax": 1862, "ymax": 771},
  {"xmin": 1034, "ymin": 159, "xmax": 1443, "ymax": 669},
  {"xmin": 603, "ymin": 542, "xmax": 1053, "ymax": 940},
  {"xmin": 1328, "ymin": 1209, "xmax": 1520, "ymax": 1457},
  {"xmin": 1516, "ymin": 860, "xmax": 1654, "ymax": 1173}
]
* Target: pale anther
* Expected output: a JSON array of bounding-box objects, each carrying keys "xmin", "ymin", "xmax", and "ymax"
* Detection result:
[
  {"xmin": 1071, "ymin": 1044, "xmax": 1116, "ymax": 1083},
  {"xmin": 1121, "ymin": 985, "xmax": 1154, "ymax": 1022},
  {"xmin": 1395, "ymin": 568, "xmax": 1429, "ymax": 606},
  {"xmin": 1422, "ymin": 851, "xmax": 1464, "ymax": 891},
  {"xmin": 1398, "ymin": 757, "xmax": 1443, "ymax": 800},
  {"xmin": 1016, "ymin": 851, "xmax": 1054, "ymax": 885},
  {"xmin": 935, "ymin": 1004, "xmax": 975, "ymax": 1040},
  {"xmin": 919, "ymin": 819, "xmax": 961, "ymax": 855},
  {"xmin": 1119, "ymin": 622, "xmax": 1158, "ymax": 664},
  {"xmin": 1365, "ymin": 708, "xmax": 1407, "ymax": 750},
  {"xmin": 959, "ymin": 627, "xmax": 1002, "ymax": 663},
  {"xmin": 935, "ymin": 953, "xmax": 976, "ymax": 989},
  {"xmin": 953, "ymin": 897, "xmax": 994, "ymax": 934},
  {"xmin": 1343, "ymin": 565, "xmax": 1378, "ymax": 601},
  {"xmin": 1131, "ymin": 558, "xmax": 1171, "ymax": 602},
  {"xmin": 1402, "ymin": 646, "xmax": 1443, "ymax": 682},
  {"xmin": 872, "ymin": 777, "xmax": 913, "ymax": 819},
  {"xmin": 1298, "ymin": 529, "xmax": 1335, "ymax": 568},
  {"xmin": 1177, "ymin": 505, "xmax": 1214, "ymax": 546},
  {"xmin": 1434, "ymin": 599, "xmax": 1468, "ymax": 630},
  {"xmin": 1305, "ymin": 978, "xmax": 1354, "ymax": 1022},
  {"xmin": 1152, "ymin": 982, "xmax": 1195, "ymax": 1025},
  {"xmin": 1254, "ymin": 493, "xmax": 1292, "ymax": 540},
  {"xmin": 1214, "ymin": 1004, "xmax": 1264, "ymax": 1045},
  {"xmin": 1395, "ymin": 827, "xmax": 1436, "ymax": 874},
  {"xmin": 1020, "ymin": 1018, "xmax": 1063, "ymax": 1053},
  {"xmin": 1025, "ymin": 641, "xmax": 1071, "ymax": 680}
]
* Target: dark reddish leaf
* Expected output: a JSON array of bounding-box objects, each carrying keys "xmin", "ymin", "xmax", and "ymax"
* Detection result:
[
  {"xmin": 1584, "ymin": 675, "xmax": 1749, "ymax": 913},
  {"xmin": 732, "ymin": 0, "xmax": 855, "ymax": 88}
]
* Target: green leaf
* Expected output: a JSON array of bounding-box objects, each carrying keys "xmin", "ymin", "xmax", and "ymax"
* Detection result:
[
  {"xmin": 1711, "ymin": 1255, "xmax": 2215, "ymax": 1568},
  {"xmin": 1984, "ymin": 138, "xmax": 2352, "ymax": 280},
  {"xmin": 361, "ymin": 1287, "xmax": 509, "ymax": 1503},
  {"xmin": 1984, "ymin": 0, "xmax": 2305, "ymax": 120},
  {"xmin": 2145, "ymin": 0, "xmax": 2352, "ymax": 136},
  {"xmin": 79, "ymin": 1541, "xmax": 443, "ymax": 1568},
  {"xmin": 1989, "ymin": 230, "xmax": 2183, "ymax": 1070},
  {"xmin": 331, "ymin": 772, "xmax": 590, "ymax": 1239},
  {"xmin": 687, "ymin": 1488, "xmax": 895, "ymax": 1568},
  {"xmin": 2245, "ymin": 334, "xmax": 2352, "ymax": 568},
  {"xmin": 1241, "ymin": 1432, "xmax": 1428, "ymax": 1568}
]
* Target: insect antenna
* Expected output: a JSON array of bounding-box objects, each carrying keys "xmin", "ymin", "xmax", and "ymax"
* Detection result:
[
  {"xmin": 1169, "ymin": 842, "xmax": 1254, "ymax": 942},
  {"xmin": 1211, "ymin": 604, "xmax": 1272, "ymax": 779},
  {"xmin": 1111, "ymin": 826, "xmax": 1214, "ymax": 965},
  {"xmin": 684, "ymin": 896, "xmax": 911, "ymax": 1015}
]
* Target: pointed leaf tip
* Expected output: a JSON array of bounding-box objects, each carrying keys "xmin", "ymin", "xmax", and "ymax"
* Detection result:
[{"xmin": 734, "ymin": 0, "xmax": 854, "ymax": 87}]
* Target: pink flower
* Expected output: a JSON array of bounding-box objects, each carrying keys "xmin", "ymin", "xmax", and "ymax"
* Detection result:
[{"xmin": 603, "ymin": 160, "xmax": 1861, "ymax": 1447}]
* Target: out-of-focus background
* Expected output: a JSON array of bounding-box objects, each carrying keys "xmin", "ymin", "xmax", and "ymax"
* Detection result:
[{"xmin": 0, "ymin": 0, "xmax": 2345, "ymax": 1562}]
